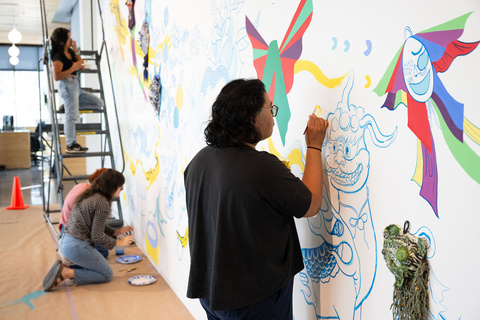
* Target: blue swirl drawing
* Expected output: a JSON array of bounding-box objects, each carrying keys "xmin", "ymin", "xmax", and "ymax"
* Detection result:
[
  {"xmin": 411, "ymin": 226, "xmax": 452, "ymax": 319},
  {"xmin": 300, "ymin": 72, "xmax": 398, "ymax": 319}
]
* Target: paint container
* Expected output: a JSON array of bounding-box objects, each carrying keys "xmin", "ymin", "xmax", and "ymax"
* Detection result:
[
  {"xmin": 115, "ymin": 246, "xmax": 125, "ymax": 255},
  {"xmin": 279, "ymin": 157, "xmax": 291, "ymax": 170}
]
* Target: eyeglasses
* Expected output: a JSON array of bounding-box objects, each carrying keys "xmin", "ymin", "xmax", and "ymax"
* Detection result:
[{"xmin": 265, "ymin": 105, "xmax": 278, "ymax": 117}]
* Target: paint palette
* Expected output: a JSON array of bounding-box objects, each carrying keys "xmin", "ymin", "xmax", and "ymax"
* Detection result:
[
  {"xmin": 128, "ymin": 275, "xmax": 156, "ymax": 286},
  {"xmin": 116, "ymin": 255, "xmax": 142, "ymax": 264}
]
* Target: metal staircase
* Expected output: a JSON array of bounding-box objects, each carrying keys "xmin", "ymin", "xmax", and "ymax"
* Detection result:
[{"xmin": 38, "ymin": 0, "xmax": 125, "ymax": 236}]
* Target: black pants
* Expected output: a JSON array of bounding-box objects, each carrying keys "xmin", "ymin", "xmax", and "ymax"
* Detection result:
[{"xmin": 199, "ymin": 278, "xmax": 294, "ymax": 320}]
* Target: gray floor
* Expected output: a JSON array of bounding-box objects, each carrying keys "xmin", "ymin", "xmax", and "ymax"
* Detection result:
[{"xmin": 0, "ymin": 160, "xmax": 60, "ymax": 208}]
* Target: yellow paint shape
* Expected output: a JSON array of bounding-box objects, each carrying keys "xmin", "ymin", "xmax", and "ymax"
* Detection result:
[
  {"xmin": 176, "ymin": 86, "xmax": 184, "ymax": 110},
  {"xmin": 287, "ymin": 148, "xmax": 305, "ymax": 172},
  {"xmin": 135, "ymin": 41, "xmax": 145, "ymax": 59},
  {"xmin": 181, "ymin": 156, "xmax": 187, "ymax": 174},
  {"xmin": 294, "ymin": 60, "xmax": 347, "ymax": 88},
  {"xmin": 146, "ymin": 233, "xmax": 159, "ymax": 265},
  {"xmin": 152, "ymin": 34, "xmax": 172, "ymax": 64},
  {"xmin": 123, "ymin": 126, "xmax": 162, "ymax": 189},
  {"xmin": 268, "ymin": 137, "xmax": 281, "ymax": 158},
  {"xmin": 314, "ymin": 105, "xmax": 322, "ymax": 117},
  {"xmin": 464, "ymin": 117, "xmax": 480, "ymax": 145},
  {"xmin": 129, "ymin": 65, "xmax": 137, "ymax": 77},
  {"xmin": 109, "ymin": 0, "xmax": 128, "ymax": 60},
  {"xmin": 365, "ymin": 75, "xmax": 371, "ymax": 88},
  {"xmin": 402, "ymin": 91, "xmax": 408, "ymax": 104},
  {"xmin": 412, "ymin": 139, "xmax": 423, "ymax": 187},
  {"xmin": 142, "ymin": 130, "xmax": 161, "ymax": 190},
  {"xmin": 268, "ymin": 138, "xmax": 306, "ymax": 172},
  {"xmin": 128, "ymin": 157, "xmax": 139, "ymax": 176},
  {"xmin": 176, "ymin": 227, "xmax": 189, "ymax": 248}
]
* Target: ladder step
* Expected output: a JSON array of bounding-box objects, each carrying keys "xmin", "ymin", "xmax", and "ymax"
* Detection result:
[
  {"xmin": 76, "ymin": 129, "xmax": 108, "ymax": 135},
  {"xmin": 47, "ymin": 123, "xmax": 105, "ymax": 135},
  {"xmin": 53, "ymin": 87, "xmax": 101, "ymax": 94},
  {"xmin": 79, "ymin": 109, "xmax": 105, "ymax": 114},
  {"xmin": 79, "ymin": 50, "xmax": 98, "ymax": 56},
  {"xmin": 81, "ymin": 88, "xmax": 102, "ymax": 93},
  {"xmin": 63, "ymin": 151, "xmax": 113, "ymax": 158},
  {"xmin": 76, "ymin": 123, "xmax": 103, "ymax": 131},
  {"xmin": 78, "ymin": 69, "xmax": 99, "ymax": 74},
  {"xmin": 62, "ymin": 175, "xmax": 89, "ymax": 182}
]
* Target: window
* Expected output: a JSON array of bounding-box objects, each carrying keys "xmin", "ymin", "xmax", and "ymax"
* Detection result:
[
  {"xmin": 0, "ymin": 70, "xmax": 48, "ymax": 128},
  {"xmin": 0, "ymin": 45, "xmax": 48, "ymax": 128}
]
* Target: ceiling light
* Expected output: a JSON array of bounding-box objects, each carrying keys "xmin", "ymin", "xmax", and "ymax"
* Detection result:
[
  {"xmin": 9, "ymin": 56, "xmax": 19, "ymax": 66},
  {"xmin": 8, "ymin": 27, "xmax": 22, "ymax": 44},
  {"xmin": 8, "ymin": 44, "xmax": 19, "ymax": 57}
]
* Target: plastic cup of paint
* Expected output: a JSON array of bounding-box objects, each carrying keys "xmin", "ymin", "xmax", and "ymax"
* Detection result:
[{"xmin": 115, "ymin": 246, "xmax": 125, "ymax": 255}]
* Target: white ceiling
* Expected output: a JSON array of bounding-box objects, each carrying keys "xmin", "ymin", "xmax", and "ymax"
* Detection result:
[{"xmin": 0, "ymin": 0, "xmax": 70, "ymax": 46}]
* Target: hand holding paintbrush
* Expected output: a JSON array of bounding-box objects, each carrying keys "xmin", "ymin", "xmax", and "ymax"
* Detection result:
[
  {"xmin": 115, "ymin": 225, "xmax": 135, "ymax": 245},
  {"xmin": 304, "ymin": 105, "xmax": 328, "ymax": 151}
]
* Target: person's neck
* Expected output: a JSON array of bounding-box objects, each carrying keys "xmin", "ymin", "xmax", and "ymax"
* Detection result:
[{"xmin": 244, "ymin": 142, "xmax": 257, "ymax": 149}]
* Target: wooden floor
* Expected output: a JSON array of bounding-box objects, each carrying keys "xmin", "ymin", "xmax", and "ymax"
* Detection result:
[{"xmin": 0, "ymin": 205, "xmax": 194, "ymax": 319}]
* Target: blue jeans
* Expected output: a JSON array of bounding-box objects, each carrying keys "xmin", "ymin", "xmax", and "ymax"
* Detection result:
[
  {"xmin": 59, "ymin": 233, "xmax": 113, "ymax": 285},
  {"xmin": 60, "ymin": 225, "xmax": 109, "ymax": 259},
  {"xmin": 199, "ymin": 278, "xmax": 294, "ymax": 320},
  {"xmin": 58, "ymin": 76, "xmax": 103, "ymax": 146}
]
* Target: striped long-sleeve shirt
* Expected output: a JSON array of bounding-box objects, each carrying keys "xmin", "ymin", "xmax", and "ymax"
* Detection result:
[{"xmin": 65, "ymin": 192, "xmax": 117, "ymax": 249}]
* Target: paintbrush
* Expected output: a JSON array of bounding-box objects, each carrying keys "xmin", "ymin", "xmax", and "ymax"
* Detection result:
[
  {"xmin": 120, "ymin": 231, "xmax": 136, "ymax": 245},
  {"xmin": 303, "ymin": 105, "xmax": 322, "ymax": 135}
]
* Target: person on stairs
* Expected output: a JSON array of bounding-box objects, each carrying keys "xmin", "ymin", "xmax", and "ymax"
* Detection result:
[
  {"xmin": 50, "ymin": 27, "xmax": 104, "ymax": 154},
  {"xmin": 43, "ymin": 169, "xmax": 134, "ymax": 291}
]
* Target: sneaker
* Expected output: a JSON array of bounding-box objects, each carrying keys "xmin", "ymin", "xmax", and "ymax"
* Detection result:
[
  {"xmin": 66, "ymin": 142, "xmax": 88, "ymax": 153},
  {"xmin": 57, "ymin": 104, "xmax": 65, "ymax": 113}
]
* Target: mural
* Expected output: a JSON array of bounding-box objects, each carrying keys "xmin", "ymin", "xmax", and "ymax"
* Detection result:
[
  {"xmin": 99, "ymin": 0, "xmax": 480, "ymax": 318},
  {"xmin": 299, "ymin": 73, "xmax": 396, "ymax": 319},
  {"xmin": 374, "ymin": 12, "xmax": 480, "ymax": 216}
]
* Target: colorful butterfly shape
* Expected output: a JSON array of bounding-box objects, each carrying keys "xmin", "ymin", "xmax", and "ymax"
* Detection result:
[{"xmin": 246, "ymin": 0, "xmax": 313, "ymax": 145}]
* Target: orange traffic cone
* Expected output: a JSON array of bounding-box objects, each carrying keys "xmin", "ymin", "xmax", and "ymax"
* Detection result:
[{"xmin": 6, "ymin": 176, "xmax": 29, "ymax": 210}]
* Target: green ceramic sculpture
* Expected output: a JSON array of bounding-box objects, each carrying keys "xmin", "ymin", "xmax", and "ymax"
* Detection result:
[{"xmin": 382, "ymin": 222, "xmax": 430, "ymax": 319}]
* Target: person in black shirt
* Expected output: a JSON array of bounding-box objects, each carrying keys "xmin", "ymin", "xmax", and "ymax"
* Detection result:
[
  {"xmin": 184, "ymin": 79, "xmax": 328, "ymax": 319},
  {"xmin": 50, "ymin": 28, "xmax": 104, "ymax": 153}
]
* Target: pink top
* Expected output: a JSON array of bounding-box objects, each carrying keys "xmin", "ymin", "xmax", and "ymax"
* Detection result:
[{"xmin": 59, "ymin": 183, "xmax": 90, "ymax": 231}]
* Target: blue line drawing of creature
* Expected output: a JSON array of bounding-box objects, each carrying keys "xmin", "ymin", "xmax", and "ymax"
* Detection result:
[
  {"xmin": 299, "ymin": 72, "xmax": 398, "ymax": 319},
  {"xmin": 200, "ymin": 0, "xmax": 250, "ymax": 95}
]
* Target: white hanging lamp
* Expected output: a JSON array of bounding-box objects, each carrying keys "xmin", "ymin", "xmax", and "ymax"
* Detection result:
[
  {"xmin": 8, "ymin": 44, "xmax": 20, "ymax": 57},
  {"xmin": 9, "ymin": 56, "xmax": 19, "ymax": 66},
  {"xmin": 8, "ymin": 27, "xmax": 22, "ymax": 44}
]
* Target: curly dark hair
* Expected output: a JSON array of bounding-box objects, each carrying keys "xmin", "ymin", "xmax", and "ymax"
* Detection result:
[
  {"xmin": 75, "ymin": 169, "xmax": 125, "ymax": 204},
  {"xmin": 204, "ymin": 79, "xmax": 266, "ymax": 147},
  {"xmin": 50, "ymin": 27, "xmax": 77, "ymax": 61}
]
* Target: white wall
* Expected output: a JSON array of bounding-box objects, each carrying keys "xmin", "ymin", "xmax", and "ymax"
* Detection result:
[{"xmin": 99, "ymin": 0, "xmax": 480, "ymax": 319}]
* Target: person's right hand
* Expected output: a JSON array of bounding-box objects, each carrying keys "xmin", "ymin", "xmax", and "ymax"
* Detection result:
[
  {"xmin": 305, "ymin": 113, "xmax": 328, "ymax": 149},
  {"xmin": 116, "ymin": 235, "xmax": 134, "ymax": 247},
  {"xmin": 71, "ymin": 60, "xmax": 84, "ymax": 72}
]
